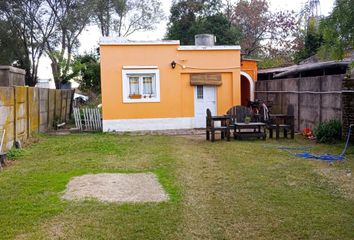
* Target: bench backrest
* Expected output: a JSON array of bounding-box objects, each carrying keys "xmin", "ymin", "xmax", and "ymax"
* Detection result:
[{"xmin": 226, "ymin": 106, "xmax": 252, "ymax": 123}]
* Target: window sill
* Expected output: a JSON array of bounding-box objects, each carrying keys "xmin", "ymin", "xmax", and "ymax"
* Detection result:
[{"xmin": 123, "ymin": 98, "xmax": 160, "ymax": 103}]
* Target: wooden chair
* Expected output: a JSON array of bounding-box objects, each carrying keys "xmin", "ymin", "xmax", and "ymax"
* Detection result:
[
  {"xmin": 268, "ymin": 104, "xmax": 295, "ymax": 139},
  {"xmin": 206, "ymin": 109, "xmax": 230, "ymax": 142},
  {"xmin": 226, "ymin": 105, "xmax": 254, "ymax": 124}
]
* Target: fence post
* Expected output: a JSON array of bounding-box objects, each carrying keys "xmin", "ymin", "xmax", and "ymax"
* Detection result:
[
  {"xmin": 26, "ymin": 87, "xmax": 30, "ymax": 138},
  {"xmin": 319, "ymin": 76, "xmax": 323, "ymax": 123},
  {"xmin": 13, "ymin": 87, "xmax": 16, "ymax": 143},
  {"xmin": 297, "ymin": 78, "xmax": 301, "ymax": 132}
]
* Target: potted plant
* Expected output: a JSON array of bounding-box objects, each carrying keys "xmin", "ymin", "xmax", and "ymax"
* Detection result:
[{"xmin": 129, "ymin": 94, "xmax": 142, "ymax": 99}]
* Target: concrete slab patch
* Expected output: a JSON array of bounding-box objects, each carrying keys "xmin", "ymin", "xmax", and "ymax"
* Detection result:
[{"xmin": 62, "ymin": 173, "xmax": 169, "ymax": 203}]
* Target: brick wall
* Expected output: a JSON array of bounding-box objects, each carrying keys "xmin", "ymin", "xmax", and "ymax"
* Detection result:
[{"xmin": 342, "ymin": 75, "xmax": 354, "ymax": 142}]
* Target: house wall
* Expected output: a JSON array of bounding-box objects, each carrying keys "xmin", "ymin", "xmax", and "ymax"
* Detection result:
[
  {"xmin": 100, "ymin": 44, "xmax": 242, "ymax": 131},
  {"xmin": 241, "ymin": 60, "xmax": 258, "ymax": 81}
]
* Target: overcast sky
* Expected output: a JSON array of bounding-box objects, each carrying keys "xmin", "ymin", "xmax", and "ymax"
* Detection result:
[
  {"xmin": 38, "ymin": 0, "xmax": 336, "ymax": 81},
  {"xmin": 78, "ymin": 0, "xmax": 335, "ymax": 53}
]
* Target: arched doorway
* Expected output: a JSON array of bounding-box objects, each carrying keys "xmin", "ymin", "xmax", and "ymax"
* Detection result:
[{"xmin": 240, "ymin": 71, "xmax": 255, "ymax": 106}]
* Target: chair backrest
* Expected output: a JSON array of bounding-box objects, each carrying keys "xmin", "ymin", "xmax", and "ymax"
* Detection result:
[
  {"xmin": 206, "ymin": 108, "xmax": 212, "ymax": 127},
  {"xmin": 226, "ymin": 105, "xmax": 252, "ymax": 123},
  {"xmin": 287, "ymin": 104, "xmax": 294, "ymax": 116}
]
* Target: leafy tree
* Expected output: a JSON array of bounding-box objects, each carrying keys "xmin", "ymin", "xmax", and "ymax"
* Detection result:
[
  {"xmin": 45, "ymin": 0, "xmax": 95, "ymax": 89},
  {"xmin": 228, "ymin": 0, "xmax": 297, "ymax": 57},
  {"xmin": 0, "ymin": 20, "xmax": 26, "ymax": 67},
  {"xmin": 95, "ymin": 0, "xmax": 112, "ymax": 36},
  {"xmin": 166, "ymin": 0, "xmax": 239, "ymax": 45},
  {"xmin": 319, "ymin": 0, "xmax": 354, "ymax": 60},
  {"xmin": 166, "ymin": 0, "xmax": 204, "ymax": 44},
  {"xmin": 0, "ymin": 0, "xmax": 56, "ymax": 86},
  {"xmin": 74, "ymin": 52, "xmax": 100, "ymax": 94},
  {"xmin": 192, "ymin": 13, "xmax": 241, "ymax": 45},
  {"xmin": 294, "ymin": 17, "xmax": 323, "ymax": 63},
  {"xmin": 94, "ymin": 0, "xmax": 165, "ymax": 37}
]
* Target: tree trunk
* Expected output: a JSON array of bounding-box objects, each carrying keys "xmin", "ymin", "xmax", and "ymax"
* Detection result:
[{"xmin": 51, "ymin": 61, "xmax": 61, "ymax": 89}]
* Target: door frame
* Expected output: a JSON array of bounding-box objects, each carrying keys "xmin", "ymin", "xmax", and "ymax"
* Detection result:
[
  {"xmin": 193, "ymin": 85, "xmax": 217, "ymax": 128},
  {"xmin": 241, "ymin": 71, "xmax": 255, "ymax": 101}
]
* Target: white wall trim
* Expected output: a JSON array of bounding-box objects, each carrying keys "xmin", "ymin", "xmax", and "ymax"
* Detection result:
[
  {"xmin": 103, "ymin": 117, "xmax": 195, "ymax": 132},
  {"xmin": 241, "ymin": 71, "xmax": 255, "ymax": 101},
  {"xmin": 122, "ymin": 68, "xmax": 160, "ymax": 103},
  {"xmin": 123, "ymin": 66, "xmax": 158, "ymax": 69},
  {"xmin": 178, "ymin": 45, "xmax": 241, "ymax": 51},
  {"xmin": 100, "ymin": 37, "xmax": 180, "ymax": 45}
]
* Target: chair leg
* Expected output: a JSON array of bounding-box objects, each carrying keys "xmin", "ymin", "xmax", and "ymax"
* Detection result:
[
  {"xmin": 206, "ymin": 130, "xmax": 210, "ymax": 140},
  {"xmin": 269, "ymin": 128, "xmax": 273, "ymax": 138},
  {"xmin": 221, "ymin": 131, "xmax": 225, "ymax": 140},
  {"xmin": 226, "ymin": 129, "xmax": 230, "ymax": 141},
  {"xmin": 211, "ymin": 130, "xmax": 215, "ymax": 142},
  {"xmin": 291, "ymin": 127, "xmax": 295, "ymax": 139},
  {"xmin": 276, "ymin": 126, "xmax": 280, "ymax": 140},
  {"xmin": 284, "ymin": 129, "xmax": 288, "ymax": 138}
]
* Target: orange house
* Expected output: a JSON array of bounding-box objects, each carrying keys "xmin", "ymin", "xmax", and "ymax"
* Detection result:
[{"xmin": 100, "ymin": 36, "xmax": 257, "ymax": 131}]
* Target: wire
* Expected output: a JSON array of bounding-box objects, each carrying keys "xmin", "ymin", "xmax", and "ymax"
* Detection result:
[{"xmin": 175, "ymin": 62, "xmax": 240, "ymax": 71}]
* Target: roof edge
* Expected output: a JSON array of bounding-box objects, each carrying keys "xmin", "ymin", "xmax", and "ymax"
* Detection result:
[
  {"xmin": 178, "ymin": 45, "xmax": 241, "ymax": 51},
  {"xmin": 100, "ymin": 37, "xmax": 180, "ymax": 45}
]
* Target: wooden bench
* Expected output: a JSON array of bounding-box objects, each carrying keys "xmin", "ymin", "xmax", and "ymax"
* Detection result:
[
  {"xmin": 234, "ymin": 122, "xmax": 266, "ymax": 140},
  {"xmin": 226, "ymin": 106, "xmax": 266, "ymax": 140}
]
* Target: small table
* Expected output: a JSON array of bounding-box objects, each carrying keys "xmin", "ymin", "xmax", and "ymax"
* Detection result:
[{"xmin": 233, "ymin": 122, "xmax": 266, "ymax": 140}]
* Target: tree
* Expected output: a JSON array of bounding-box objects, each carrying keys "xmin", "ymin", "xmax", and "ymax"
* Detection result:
[
  {"xmin": 74, "ymin": 52, "xmax": 100, "ymax": 94},
  {"xmin": 319, "ymin": 0, "xmax": 354, "ymax": 60},
  {"xmin": 165, "ymin": 0, "xmax": 240, "ymax": 45},
  {"xmin": 94, "ymin": 0, "xmax": 165, "ymax": 37},
  {"xmin": 0, "ymin": 0, "xmax": 56, "ymax": 86},
  {"xmin": 192, "ymin": 13, "xmax": 241, "ymax": 45},
  {"xmin": 294, "ymin": 17, "xmax": 323, "ymax": 63},
  {"xmin": 0, "ymin": 20, "xmax": 26, "ymax": 67},
  {"xmin": 95, "ymin": 0, "xmax": 112, "ymax": 36},
  {"xmin": 45, "ymin": 0, "xmax": 95, "ymax": 89},
  {"xmin": 228, "ymin": 0, "xmax": 297, "ymax": 57}
]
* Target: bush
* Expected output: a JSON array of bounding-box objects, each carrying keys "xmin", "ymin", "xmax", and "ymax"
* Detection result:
[
  {"xmin": 6, "ymin": 148, "xmax": 25, "ymax": 160},
  {"xmin": 314, "ymin": 119, "xmax": 342, "ymax": 143}
]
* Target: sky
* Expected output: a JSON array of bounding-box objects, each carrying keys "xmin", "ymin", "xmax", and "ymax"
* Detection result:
[{"xmin": 38, "ymin": 0, "xmax": 336, "ymax": 83}]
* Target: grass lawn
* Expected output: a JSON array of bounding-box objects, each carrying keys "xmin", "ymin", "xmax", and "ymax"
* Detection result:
[{"xmin": 0, "ymin": 133, "xmax": 353, "ymax": 239}]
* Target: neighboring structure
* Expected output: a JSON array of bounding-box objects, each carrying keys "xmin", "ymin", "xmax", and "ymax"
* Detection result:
[
  {"xmin": 0, "ymin": 66, "xmax": 25, "ymax": 86},
  {"xmin": 36, "ymin": 79, "xmax": 52, "ymax": 89},
  {"xmin": 100, "ymin": 35, "xmax": 258, "ymax": 131},
  {"xmin": 258, "ymin": 52, "xmax": 353, "ymax": 80}
]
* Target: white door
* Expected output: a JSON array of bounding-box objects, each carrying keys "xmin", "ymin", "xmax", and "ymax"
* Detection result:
[{"xmin": 194, "ymin": 85, "xmax": 217, "ymax": 128}]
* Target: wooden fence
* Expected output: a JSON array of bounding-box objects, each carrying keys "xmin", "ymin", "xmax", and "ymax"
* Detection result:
[
  {"xmin": 0, "ymin": 86, "xmax": 74, "ymax": 151},
  {"xmin": 73, "ymin": 108, "xmax": 102, "ymax": 132},
  {"xmin": 255, "ymin": 74, "xmax": 345, "ymax": 132}
]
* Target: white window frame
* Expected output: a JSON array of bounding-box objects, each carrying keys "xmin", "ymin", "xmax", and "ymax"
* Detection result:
[{"xmin": 122, "ymin": 68, "xmax": 160, "ymax": 103}]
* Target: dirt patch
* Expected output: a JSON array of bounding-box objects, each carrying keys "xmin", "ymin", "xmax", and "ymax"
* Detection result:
[{"xmin": 62, "ymin": 173, "xmax": 169, "ymax": 203}]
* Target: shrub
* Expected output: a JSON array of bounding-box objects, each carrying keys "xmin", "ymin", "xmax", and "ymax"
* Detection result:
[
  {"xmin": 314, "ymin": 119, "xmax": 342, "ymax": 143},
  {"xmin": 7, "ymin": 148, "xmax": 25, "ymax": 160}
]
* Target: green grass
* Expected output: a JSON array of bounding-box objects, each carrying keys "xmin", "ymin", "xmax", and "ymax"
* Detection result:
[{"xmin": 0, "ymin": 133, "xmax": 353, "ymax": 239}]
